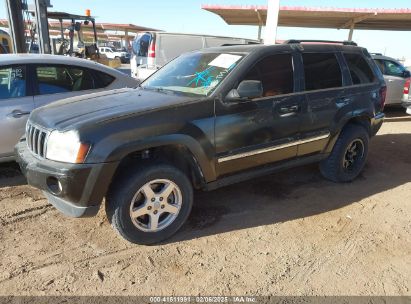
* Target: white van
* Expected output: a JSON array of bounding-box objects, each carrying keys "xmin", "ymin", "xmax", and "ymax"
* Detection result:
[{"xmin": 131, "ymin": 32, "xmax": 258, "ymax": 82}]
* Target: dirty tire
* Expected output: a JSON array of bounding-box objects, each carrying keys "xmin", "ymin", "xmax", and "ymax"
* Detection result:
[
  {"xmin": 320, "ymin": 124, "xmax": 369, "ymax": 183},
  {"xmin": 106, "ymin": 164, "xmax": 193, "ymax": 245}
]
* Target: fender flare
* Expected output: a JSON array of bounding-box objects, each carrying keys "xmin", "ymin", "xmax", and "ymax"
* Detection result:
[
  {"xmin": 324, "ymin": 111, "xmax": 373, "ymax": 154},
  {"xmin": 106, "ymin": 134, "xmax": 217, "ymax": 183}
]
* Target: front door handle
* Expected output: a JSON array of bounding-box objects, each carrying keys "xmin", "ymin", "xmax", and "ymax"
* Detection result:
[
  {"xmin": 7, "ymin": 110, "xmax": 31, "ymax": 119},
  {"xmin": 279, "ymin": 105, "xmax": 299, "ymax": 115}
]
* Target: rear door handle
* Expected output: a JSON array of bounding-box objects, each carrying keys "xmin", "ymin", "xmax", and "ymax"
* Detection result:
[
  {"xmin": 279, "ymin": 105, "xmax": 299, "ymax": 116},
  {"xmin": 7, "ymin": 110, "xmax": 31, "ymax": 119}
]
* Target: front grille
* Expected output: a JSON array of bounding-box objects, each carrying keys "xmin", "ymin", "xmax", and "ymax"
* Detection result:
[{"xmin": 26, "ymin": 122, "xmax": 49, "ymax": 158}]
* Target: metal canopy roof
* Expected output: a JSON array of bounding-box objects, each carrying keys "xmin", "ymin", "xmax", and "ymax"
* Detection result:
[
  {"xmin": 46, "ymin": 11, "xmax": 95, "ymax": 22},
  {"xmin": 202, "ymin": 5, "xmax": 411, "ymax": 31},
  {"xmin": 46, "ymin": 21, "xmax": 159, "ymax": 33},
  {"xmin": 0, "ymin": 17, "xmax": 158, "ymax": 34}
]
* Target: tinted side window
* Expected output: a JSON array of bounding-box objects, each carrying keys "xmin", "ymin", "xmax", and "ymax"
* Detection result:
[
  {"xmin": 303, "ymin": 53, "xmax": 342, "ymax": 91},
  {"xmin": 344, "ymin": 53, "xmax": 375, "ymax": 84},
  {"xmin": 242, "ymin": 54, "xmax": 294, "ymax": 97},
  {"xmin": 0, "ymin": 65, "xmax": 26, "ymax": 99},
  {"xmin": 384, "ymin": 60, "xmax": 406, "ymax": 77},
  {"xmin": 94, "ymin": 71, "xmax": 115, "ymax": 88},
  {"xmin": 36, "ymin": 65, "xmax": 95, "ymax": 94},
  {"xmin": 374, "ymin": 59, "xmax": 385, "ymax": 74}
]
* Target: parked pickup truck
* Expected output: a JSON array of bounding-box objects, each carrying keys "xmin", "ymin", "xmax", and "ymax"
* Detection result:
[
  {"xmin": 16, "ymin": 41, "xmax": 386, "ymax": 245},
  {"xmin": 99, "ymin": 47, "xmax": 129, "ymax": 63}
]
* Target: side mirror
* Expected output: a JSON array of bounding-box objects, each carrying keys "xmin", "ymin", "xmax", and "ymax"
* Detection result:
[
  {"xmin": 226, "ymin": 80, "xmax": 263, "ymax": 102},
  {"xmin": 403, "ymin": 70, "xmax": 411, "ymax": 78}
]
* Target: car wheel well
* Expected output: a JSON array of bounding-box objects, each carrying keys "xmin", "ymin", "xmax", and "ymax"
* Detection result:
[
  {"xmin": 111, "ymin": 145, "xmax": 206, "ymax": 190},
  {"xmin": 345, "ymin": 116, "xmax": 371, "ymax": 135}
]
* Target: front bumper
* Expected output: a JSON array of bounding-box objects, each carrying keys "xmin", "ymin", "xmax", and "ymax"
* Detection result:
[
  {"xmin": 15, "ymin": 140, "xmax": 119, "ymax": 218},
  {"xmin": 370, "ymin": 112, "xmax": 385, "ymax": 136}
]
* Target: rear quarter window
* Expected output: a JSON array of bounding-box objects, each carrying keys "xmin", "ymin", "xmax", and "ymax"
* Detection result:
[
  {"xmin": 35, "ymin": 65, "xmax": 96, "ymax": 94},
  {"xmin": 302, "ymin": 53, "xmax": 342, "ymax": 91},
  {"xmin": 94, "ymin": 71, "xmax": 115, "ymax": 88},
  {"xmin": 344, "ymin": 53, "xmax": 376, "ymax": 85},
  {"xmin": 384, "ymin": 60, "xmax": 406, "ymax": 77}
]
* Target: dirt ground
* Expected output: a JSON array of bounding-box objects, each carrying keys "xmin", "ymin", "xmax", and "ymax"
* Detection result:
[{"xmin": 0, "ymin": 109, "xmax": 410, "ymax": 296}]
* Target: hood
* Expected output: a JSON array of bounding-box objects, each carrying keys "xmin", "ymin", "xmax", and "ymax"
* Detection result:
[{"xmin": 30, "ymin": 88, "xmax": 197, "ymax": 131}]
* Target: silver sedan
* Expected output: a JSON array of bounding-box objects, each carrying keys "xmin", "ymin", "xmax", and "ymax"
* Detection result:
[
  {"xmin": 0, "ymin": 54, "xmax": 139, "ymax": 162},
  {"xmin": 372, "ymin": 54, "xmax": 410, "ymax": 106}
]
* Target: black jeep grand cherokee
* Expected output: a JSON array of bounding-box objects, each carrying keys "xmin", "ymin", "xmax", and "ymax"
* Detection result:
[{"xmin": 16, "ymin": 41, "xmax": 386, "ymax": 244}]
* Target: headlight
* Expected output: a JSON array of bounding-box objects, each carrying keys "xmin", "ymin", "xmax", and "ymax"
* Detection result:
[{"xmin": 46, "ymin": 130, "xmax": 90, "ymax": 163}]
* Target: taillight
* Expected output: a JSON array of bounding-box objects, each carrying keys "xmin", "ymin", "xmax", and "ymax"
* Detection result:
[
  {"xmin": 379, "ymin": 86, "xmax": 387, "ymax": 110},
  {"xmin": 404, "ymin": 78, "xmax": 411, "ymax": 95},
  {"xmin": 148, "ymin": 42, "xmax": 155, "ymax": 58}
]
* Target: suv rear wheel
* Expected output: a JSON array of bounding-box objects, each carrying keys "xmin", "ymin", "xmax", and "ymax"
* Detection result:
[
  {"xmin": 320, "ymin": 124, "xmax": 369, "ymax": 182},
  {"xmin": 106, "ymin": 164, "xmax": 193, "ymax": 245}
]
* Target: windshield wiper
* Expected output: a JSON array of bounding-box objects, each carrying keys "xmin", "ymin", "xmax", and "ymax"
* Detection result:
[{"xmin": 150, "ymin": 87, "xmax": 177, "ymax": 95}]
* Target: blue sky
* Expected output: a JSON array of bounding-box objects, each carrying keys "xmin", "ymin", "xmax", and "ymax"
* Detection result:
[{"xmin": 1, "ymin": 0, "xmax": 410, "ymax": 61}]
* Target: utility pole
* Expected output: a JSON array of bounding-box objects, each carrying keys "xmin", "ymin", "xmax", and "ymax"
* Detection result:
[
  {"xmin": 264, "ymin": 0, "xmax": 280, "ymax": 45},
  {"xmin": 34, "ymin": 0, "xmax": 52, "ymax": 54},
  {"xmin": 5, "ymin": 0, "xmax": 26, "ymax": 53}
]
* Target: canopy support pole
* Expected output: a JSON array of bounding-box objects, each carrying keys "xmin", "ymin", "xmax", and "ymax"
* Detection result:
[
  {"xmin": 255, "ymin": 9, "xmax": 263, "ymax": 42},
  {"xmin": 125, "ymin": 29, "xmax": 129, "ymax": 48},
  {"xmin": 264, "ymin": 0, "xmax": 280, "ymax": 45},
  {"xmin": 34, "ymin": 0, "xmax": 52, "ymax": 54},
  {"xmin": 348, "ymin": 23, "xmax": 355, "ymax": 41}
]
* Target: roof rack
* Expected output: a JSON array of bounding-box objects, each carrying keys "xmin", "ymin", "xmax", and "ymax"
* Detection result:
[
  {"xmin": 284, "ymin": 40, "xmax": 358, "ymax": 46},
  {"xmin": 370, "ymin": 52, "xmax": 383, "ymax": 56},
  {"xmin": 221, "ymin": 42, "xmax": 261, "ymax": 47}
]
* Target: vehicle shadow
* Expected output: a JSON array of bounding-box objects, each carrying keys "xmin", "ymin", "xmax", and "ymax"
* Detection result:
[
  {"xmin": 0, "ymin": 119, "xmax": 409, "ymax": 242},
  {"xmin": 170, "ymin": 132, "xmax": 411, "ymax": 243},
  {"xmin": 0, "ymin": 162, "xmax": 26, "ymax": 188},
  {"xmin": 384, "ymin": 117, "xmax": 411, "ymax": 123},
  {"xmin": 384, "ymin": 107, "xmax": 410, "ymax": 122}
]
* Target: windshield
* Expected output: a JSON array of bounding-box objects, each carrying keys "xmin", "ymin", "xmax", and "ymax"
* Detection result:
[{"xmin": 141, "ymin": 52, "xmax": 244, "ymax": 96}]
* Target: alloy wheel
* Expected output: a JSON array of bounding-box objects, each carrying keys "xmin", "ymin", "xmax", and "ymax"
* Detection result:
[{"xmin": 129, "ymin": 179, "xmax": 182, "ymax": 232}]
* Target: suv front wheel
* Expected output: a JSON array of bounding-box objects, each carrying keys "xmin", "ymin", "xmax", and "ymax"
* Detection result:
[
  {"xmin": 320, "ymin": 124, "xmax": 369, "ymax": 183},
  {"xmin": 106, "ymin": 164, "xmax": 193, "ymax": 245}
]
